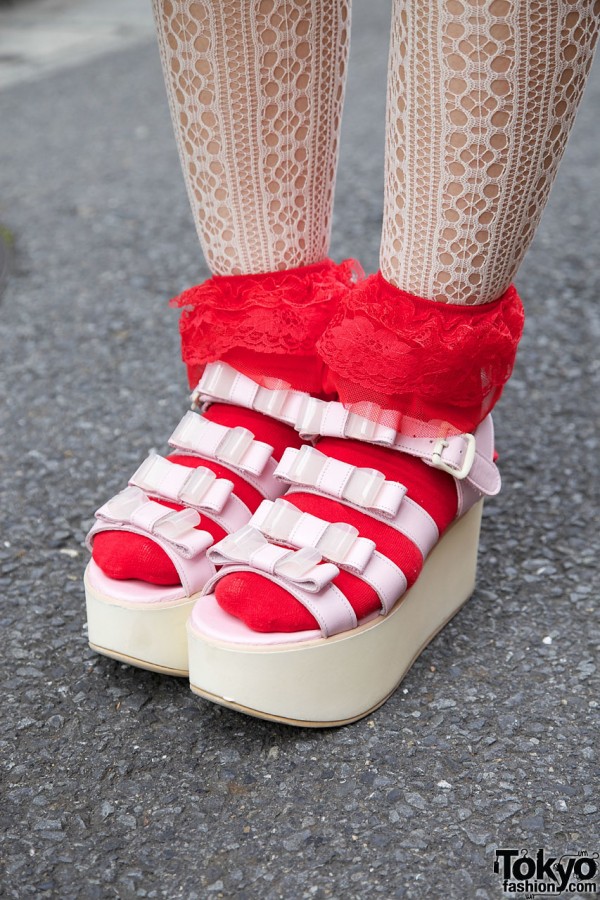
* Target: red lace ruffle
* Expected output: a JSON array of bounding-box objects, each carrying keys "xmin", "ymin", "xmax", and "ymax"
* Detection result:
[
  {"xmin": 171, "ymin": 258, "xmax": 361, "ymax": 392},
  {"xmin": 317, "ymin": 271, "xmax": 524, "ymax": 433}
]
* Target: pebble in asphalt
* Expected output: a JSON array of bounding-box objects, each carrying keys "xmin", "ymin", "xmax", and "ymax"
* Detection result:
[{"xmin": 0, "ymin": 5, "xmax": 598, "ymax": 898}]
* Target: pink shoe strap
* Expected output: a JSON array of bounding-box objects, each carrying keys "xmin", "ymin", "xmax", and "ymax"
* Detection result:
[
  {"xmin": 202, "ymin": 565, "xmax": 357, "ymax": 638},
  {"xmin": 251, "ymin": 499, "xmax": 376, "ymax": 571},
  {"xmin": 207, "ymin": 525, "xmax": 339, "ymax": 594},
  {"xmin": 194, "ymin": 365, "xmax": 501, "ymax": 502},
  {"xmin": 129, "ymin": 454, "xmax": 251, "ymax": 535},
  {"xmin": 251, "ymin": 499, "xmax": 407, "ymax": 615},
  {"xmin": 168, "ymin": 410, "xmax": 282, "ymax": 500},
  {"xmin": 275, "ymin": 446, "xmax": 407, "ymax": 517},
  {"xmin": 282, "ymin": 484, "xmax": 438, "ymax": 561},
  {"xmin": 193, "ymin": 361, "xmax": 309, "ymax": 427},
  {"xmin": 87, "ymin": 487, "xmax": 214, "ymax": 595},
  {"xmin": 295, "ymin": 399, "xmax": 501, "ymax": 500},
  {"xmin": 297, "ymin": 397, "xmax": 400, "ymax": 446},
  {"xmin": 271, "ymin": 446, "xmax": 439, "ymax": 558}
]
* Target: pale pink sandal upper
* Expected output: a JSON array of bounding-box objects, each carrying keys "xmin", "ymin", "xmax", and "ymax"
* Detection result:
[
  {"xmin": 85, "ymin": 363, "xmax": 320, "ymax": 600},
  {"xmin": 198, "ymin": 407, "xmax": 502, "ymax": 638}
]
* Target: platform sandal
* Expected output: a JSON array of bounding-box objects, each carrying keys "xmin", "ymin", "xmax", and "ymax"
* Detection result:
[
  {"xmin": 186, "ymin": 401, "xmax": 501, "ymax": 725},
  {"xmin": 84, "ymin": 362, "xmax": 313, "ymax": 675}
]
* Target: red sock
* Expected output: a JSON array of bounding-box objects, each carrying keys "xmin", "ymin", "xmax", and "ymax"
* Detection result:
[
  {"xmin": 214, "ymin": 437, "xmax": 458, "ymax": 632},
  {"xmin": 92, "ymin": 404, "xmax": 303, "ymax": 584}
]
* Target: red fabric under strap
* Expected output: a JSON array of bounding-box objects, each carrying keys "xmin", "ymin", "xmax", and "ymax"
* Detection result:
[
  {"xmin": 171, "ymin": 258, "xmax": 361, "ymax": 394},
  {"xmin": 317, "ymin": 271, "xmax": 524, "ymax": 433}
]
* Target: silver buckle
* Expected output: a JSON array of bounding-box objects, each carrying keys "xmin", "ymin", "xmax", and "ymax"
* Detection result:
[
  {"xmin": 431, "ymin": 433, "xmax": 476, "ymax": 480},
  {"xmin": 190, "ymin": 386, "xmax": 202, "ymax": 410}
]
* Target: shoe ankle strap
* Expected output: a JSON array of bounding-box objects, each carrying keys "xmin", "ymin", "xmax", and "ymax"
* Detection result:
[
  {"xmin": 191, "ymin": 361, "xmax": 309, "ymax": 426},
  {"xmin": 294, "ymin": 396, "xmax": 500, "ymax": 500},
  {"xmin": 193, "ymin": 364, "xmax": 500, "ymax": 501}
]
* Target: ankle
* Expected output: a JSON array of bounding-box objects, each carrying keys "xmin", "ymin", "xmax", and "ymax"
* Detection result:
[{"xmin": 317, "ymin": 270, "xmax": 524, "ymax": 433}]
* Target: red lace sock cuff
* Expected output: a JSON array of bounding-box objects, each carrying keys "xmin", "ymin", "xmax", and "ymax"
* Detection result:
[
  {"xmin": 317, "ymin": 271, "xmax": 525, "ymax": 433},
  {"xmin": 170, "ymin": 258, "xmax": 361, "ymax": 394}
]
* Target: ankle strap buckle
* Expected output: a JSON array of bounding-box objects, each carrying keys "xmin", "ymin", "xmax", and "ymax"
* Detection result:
[{"xmin": 431, "ymin": 433, "xmax": 476, "ymax": 480}]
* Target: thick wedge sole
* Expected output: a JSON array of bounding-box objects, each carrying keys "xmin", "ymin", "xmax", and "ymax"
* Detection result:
[
  {"xmin": 84, "ymin": 568, "xmax": 193, "ymax": 676},
  {"xmin": 188, "ymin": 501, "xmax": 483, "ymax": 726}
]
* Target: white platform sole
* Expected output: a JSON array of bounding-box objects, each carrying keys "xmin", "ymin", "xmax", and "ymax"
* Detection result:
[
  {"xmin": 187, "ymin": 501, "xmax": 483, "ymax": 726},
  {"xmin": 84, "ymin": 568, "xmax": 194, "ymax": 676}
]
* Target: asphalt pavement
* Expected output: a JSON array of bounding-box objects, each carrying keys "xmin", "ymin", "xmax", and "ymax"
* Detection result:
[{"xmin": 0, "ymin": 3, "xmax": 599, "ymax": 898}]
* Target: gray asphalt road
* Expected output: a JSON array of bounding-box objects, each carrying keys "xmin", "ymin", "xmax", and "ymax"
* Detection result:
[{"xmin": 1, "ymin": 5, "xmax": 599, "ymax": 898}]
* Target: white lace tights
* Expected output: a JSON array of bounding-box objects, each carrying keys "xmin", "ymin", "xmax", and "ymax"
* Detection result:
[
  {"xmin": 153, "ymin": 0, "xmax": 350, "ymax": 276},
  {"xmin": 382, "ymin": 0, "xmax": 600, "ymax": 304},
  {"xmin": 153, "ymin": 0, "xmax": 599, "ymax": 304}
]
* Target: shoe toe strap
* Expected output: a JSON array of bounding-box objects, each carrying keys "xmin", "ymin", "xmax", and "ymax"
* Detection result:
[
  {"xmin": 251, "ymin": 499, "xmax": 407, "ymax": 616},
  {"xmin": 203, "ymin": 565, "xmax": 358, "ymax": 638},
  {"xmin": 87, "ymin": 486, "xmax": 215, "ymax": 596}
]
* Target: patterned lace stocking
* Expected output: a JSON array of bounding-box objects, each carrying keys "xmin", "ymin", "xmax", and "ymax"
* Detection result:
[
  {"xmin": 381, "ymin": 0, "xmax": 600, "ymax": 305},
  {"xmin": 152, "ymin": 0, "xmax": 351, "ymax": 275}
]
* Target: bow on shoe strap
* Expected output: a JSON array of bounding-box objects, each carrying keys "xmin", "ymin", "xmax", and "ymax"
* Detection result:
[
  {"xmin": 274, "ymin": 446, "xmax": 407, "ymax": 517},
  {"xmin": 88, "ymin": 486, "xmax": 213, "ymax": 558},
  {"xmin": 191, "ymin": 361, "xmax": 308, "ymax": 427},
  {"xmin": 297, "ymin": 396, "xmax": 401, "ymax": 446},
  {"xmin": 130, "ymin": 454, "xmax": 235, "ymax": 514},
  {"xmin": 252, "ymin": 499, "xmax": 408, "ymax": 614},
  {"xmin": 250, "ymin": 499, "xmax": 407, "ymax": 615},
  {"xmin": 250, "ymin": 499, "xmax": 376, "ymax": 573},
  {"xmin": 204, "ymin": 523, "xmax": 358, "ymax": 636},
  {"xmin": 86, "ymin": 486, "xmax": 216, "ymax": 597},
  {"xmin": 207, "ymin": 524, "xmax": 340, "ymax": 593},
  {"xmin": 169, "ymin": 411, "xmax": 275, "ymax": 478}
]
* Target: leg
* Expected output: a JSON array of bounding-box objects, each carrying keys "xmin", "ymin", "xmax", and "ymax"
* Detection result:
[
  {"xmin": 204, "ymin": 3, "xmax": 599, "ymax": 660},
  {"xmin": 153, "ymin": 0, "xmax": 350, "ymax": 275},
  {"xmin": 89, "ymin": 3, "xmax": 354, "ymax": 611},
  {"xmin": 154, "ymin": 0, "xmax": 356, "ymax": 394},
  {"xmin": 381, "ymin": 0, "xmax": 600, "ymax": 305},
  {"xmin": 319, "ymin": 0, "xmax": 600, "ymax": 430}
]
